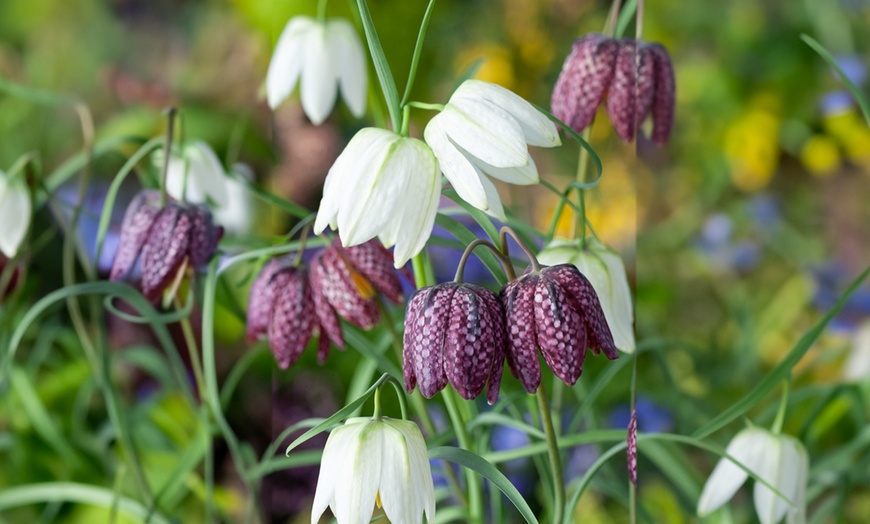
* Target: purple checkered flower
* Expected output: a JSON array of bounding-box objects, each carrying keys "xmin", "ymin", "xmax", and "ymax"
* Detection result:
[
  {"xmin": 501, "ymin": 264, "xmax": 618, "ymax": 393},
  {"xmin": 551, "ymin": 34, "xmax": 620, "ymax": 135},
  {"xmin": 627, "ymin": 408, "xmax": 638, "ymax": 485},
  {"xmin": 110, "ymin": 190, "xmax": 222, "ymax": 301},
  {"xmin": 403, "ymin": 282, "xmax": 506, "ymax": 405}
]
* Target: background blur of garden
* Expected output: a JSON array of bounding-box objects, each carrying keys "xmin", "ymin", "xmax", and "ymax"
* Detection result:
[{"xmin": 1, "ymin": 0, "xmax": 869, "ymax": 522}]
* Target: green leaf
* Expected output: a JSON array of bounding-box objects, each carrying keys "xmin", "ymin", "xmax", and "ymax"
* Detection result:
[
  {"xmin": 802, "ymin": 34, "xmax": 870, "ymax": 127},
  {"xmin": 10, "ymin": 367, "xmax": 80, "ymax": 465},
  {"xmin": 355, "ymin": 0, "xmax": 402, "ymax": 131},
  {"xmin": 435, "ymin": 213, "xmax": 507, "ymax": 285},
  {"xmin": 615, "ymin": 0, "xmax": 638, "ymax": 38},
  {"xmin": 227, "ymin": 165, "xmax": 311, "ymax": 219},
  {"xmin": 693, "ymin": 266, "xmax": 870, "ymax": 439},
  {"xmin": 429, "ymin": 446, "xmax": 539, "ymax": 524},
  {"xmin": 532, "ymin": 104, "xmax": 603, "ymax": 181},
  {"xmin": 442, "ymin": 188, "xmax": 501, "ymax": 246}
]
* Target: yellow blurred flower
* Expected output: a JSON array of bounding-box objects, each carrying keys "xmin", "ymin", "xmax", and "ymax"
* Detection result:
[
  {"xmin": 454, "ymin": 44, "xmax": 515, "ymax": 91},
  {"xmin": 822, "ymin": 110, "xmax": 870, "ymax": 166},
  {"xmin": 799, "ymin": 134, "xmax": 841, "ymax": 177},
  {"xmin": 724, "ymin": 109, "xmax": 780, "ymax": 191}
]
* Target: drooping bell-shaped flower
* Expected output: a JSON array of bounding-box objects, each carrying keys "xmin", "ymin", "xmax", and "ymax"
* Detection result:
[
  {"xmin": 424, "ymin": 79, "xmax": 561, "ymax": 220},
  {"xmin": 110, "ymin": 190, "xmax": 223, "ymax": 301},
  {"xmin": 311, "ymin": 417, "xmax": 436, "ymax": 524},
  {"xmin": 0, "ymin": 169, "xmax": 31, "ymax": 258},
  {"xmin": 266, "ymin": 16, "xmax": 367, "ymax": 125},
  {"xmin": 537, "ymin": 237, "xmax": 634, "ymax": 353},
  {"xmin": 403, "ymin": 282, "xmax": 505, "ymax": 404},
  {"xmin": 314, "ymin": 128, "xmax": 440, "ymax": 267},
  {"xmin": 627, "ymin": 408, "xmax": 638, "ymax": 486},
  {"xmin": 310, "ymin": 239, "xmax": 404, "ymax": 331},
  {"xmin": 501, "ymin": 264, "xmax": 618, "ymax": 393},
  {"xmin": 842, "ymin": 320, "xmax": 870, "ymax": 382},
  {"xmin": 697, "ymin": 427, "xmax": 808, "ymax": 524}
]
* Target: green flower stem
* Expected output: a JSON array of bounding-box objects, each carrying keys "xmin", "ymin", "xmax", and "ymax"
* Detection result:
[
  {"xmin": 442, "ymin": 388, "xmax": 484, "ymax": 522},
  {"xmin": 373, "ymin": 384, "xmax": 383, "ymax": 418},
  {"xmin": 572, "ymin": 127, "xmax": 592, "ymax": 247},
  {"xmin": 317, "ymin": 0, "xmax": 328, "ymax": 22},
  {"xmin": 159, "ymin": 108, "xmax": 177, "ymax": 208},
  {"xmin": 606, "ymin": 0, "xmax": 623, "ymax": 36},
  {"xmin": 400, "ymin": 0, "xmax": 437, "ymax": 106},
  {"xmin": 771, "ymin": 378, "xmax": 791, "ymax": 434},
  {"xmin": 406, "ymin": 101, "xmax": 445, "ymax": 111},
  {"xmin": 401, "ymin": 104, "xmax": 411, "ymax": 136},
  {"xmin": 536, "ymin": 385, "xmax": 564, "ymax": 524}
]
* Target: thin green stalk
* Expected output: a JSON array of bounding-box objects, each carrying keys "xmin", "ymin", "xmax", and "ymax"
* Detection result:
[
  {"xmin": 159, "ymin": 108, "xmax": 177, "ymax": 207},
  {"xmin": 373, "ymin": 385, "xmax": 383, "ymax": 418},
  {"xmin": 317, "ymin": 0, "xmax": 328, "ymax": 22},
  {"xmin": 400, "ymin": 0, "xmax": 438, "ymax": 106},
  {"xmin": 443, "ymin": 389, "xmax": 483, "ymax": 522},
  {"xmin": 573, "ymin": 127, "xmax": 592, "ymax": 246},
  {"xmin": 355, "ymin": 0, "xmax": 401, "ymax": 131},
  {"xmin": 771, "ymin": 378, "xmax": 791, "ymax": 434},
  {"xmin": 536, "ymin": 386, "xmax": 564, "ymax": 524}
]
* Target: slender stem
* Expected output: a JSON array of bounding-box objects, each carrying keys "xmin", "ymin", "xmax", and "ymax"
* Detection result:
[
  {"xmin": 176, "ymin": 297, "xmax": 207, "ymax": 401},
  {"xmin": 771, "ymin": 378, "xmax": 791, "ymax": 434},
  {"xmin": 400, "ymin": 0, "xmax": 438, "ymax": 106},
  {"xmin": 443, "ymin": 389, "xmax": 483, "ymax": 522},
  {"xmin": 606, "ymin": 0, "xmax": 624, "ymax": 36},
  {"xmin": 317, "ymin": 0, "xmax": 328, "ymax": 22},
  {"xmin": 159, "ymin": 108, "xmax": 177, "ymax": 207},
  {"xmin": 536, "ymin": 385, "xmax": 564, "ymax": 524},
  {"xmin": 406, "ymin": 101, "xmax": 445, "ymax": 111},
  {"xmin": 293, "ymin": 224, "xmax": 312, "ymax": 266},
  {"xmin": 401, "ymin": 104, "xmax": 411, "ymax": 136},
  {"xmin": 635, "ymin": 0, "xmax": 644, "ymax": 40},
  {"xmin": 453, "ymin": 239, "xmax": 512, "ymax": 283},
  {"xmin": 574, "ymin": 127, "xmax": 592, "ymax": 247},
  {"xmin": 499, "ymin": 226, "xmax": 539, "ymax": 274},
  {"xmin": 373, "ymin": 385, "xmax": 383, "ymax": 418}
]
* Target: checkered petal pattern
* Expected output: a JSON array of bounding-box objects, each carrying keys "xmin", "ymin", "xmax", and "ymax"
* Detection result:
[
  {"xmin": 534, "ymin": 277, "xmax": 587, "ymax": 386},
  {"xmin": 478, "ymin": 288, "xmax": 507, "ymax": 405},
  {"xmin": 551, "ymin": 34, "xmax": 619, "ymax": 134},
  {"xmin": 140, "ymin": 205, "xmax": 192, "ymax": 301},
  {"xmin": 342, "ymin": 239, "xmax": 404, "ymax": 304},
  {"xmin": 635, "ymin": 43, "xmax": 657, "ymax": 132},
  {"xmin": 605, "ymin": 40, "xmax": 638, "ymax": 143},
  {"xmin": 501, "ymin": 275, "xmax": 543, "ymax": 393},
  {"xmin": 188, "ymin": 204, "xmax": 223, "ymax": 271},
  {"xmin": 110, "ymin": 190, "xmax": 161, "ymax": 282},
  {"xmin": 648, "ymin": 43, "xmax": 675, "ymax": 145},
  {"xmin": 246, "ymin": 259, "xmax": 284, "ymax": 342},
  {"xmin": 627, "ymin": 408, "xmax": 638, "ymax": 485},
  {"xmin": 309, "ymin": 260, "xmax": 345, "ymax": 351},
  {"xmin": 403, "ymin": 284, "xmax": 453, "ymax": 398},
  {"xmin": 312, "ymin": 244, "xmax": 380, "ymax": 329},
  {"xmin": 267, "ymin": 267, "xmax": 316, "ymax": 369}
]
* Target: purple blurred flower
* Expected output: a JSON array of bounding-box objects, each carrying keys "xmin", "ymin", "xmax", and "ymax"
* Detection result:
[{"xmin": 810, "ymin": 263, "xmax": 870, "ymax": 332}]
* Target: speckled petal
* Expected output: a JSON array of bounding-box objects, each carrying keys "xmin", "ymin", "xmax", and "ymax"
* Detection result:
[
  {"xmin": 188, "ymin": 204, "xmax": 223, "ymax": 271},
  {"xmin": 267, "ymin": 268, "xmax": 316, "ymax": 369},
  {"xmin": 627, "ymin": 408, "xmax": 638, "ymax": 485},
  {"xmin": 403, "ymin": 285, "xmax": 453, "ymax": 398},
  {"xmin": 140, "ymin": 205, "xmax": 192, "ymax": 301},
  {"xmin": 635, "ymin": 43, "xmax": 657, "ymax": 130},
  {"xmin": 543, "ymin": 265, "xmax": 618, "ymax": 360},
  {"xmin": 246, "ymin": 259, "xmax": 285, "ymax": 342},
  {"xmin": 312, "ymin": 246, "xmax": 380, "ymax": 329},
  {"xmin": 444, "ymin": 285, "xmax": 495, "ymax": 400},
  {"xmin": 649, "ymin": 43, "xmax": 675, "ymax": 145},
  {"xmin": 605, "ymin": 39, "xmax": 638, "ymax": 143},
  {"xmin": 309, "ymin": 259, "xmax": 345, "ymax": 350},
  {"xmin": 478, "ymin": 287, "xmax": 507, "ymax": 405},
  {"xmin": 343, "ymin": 239, "xmax": 403, "ymax": 304},
  {"xmin": 550, "ymin": 34, "xmax": 619, "ymax": 134},
  {"xmin": 501, "ymin": 275, "xmax": 542, "ymax": 393},
  {"xmin": 534, "ymin": 276, "xmax": 587, "ymax": 386},
  {"xmin": 110, "ymin": 190, "xmax": 161, "ymax": 282}
]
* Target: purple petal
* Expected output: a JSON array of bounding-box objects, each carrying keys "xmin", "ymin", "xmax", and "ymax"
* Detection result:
[
  {"xmin": 140, "ymin": 205, "xmax": 192, "ymax": 301},
  {"xmin": 313, "ymin": 247, "xmax": 380, "ymax": 329},
  {"xmin": 444, "ymin": 285, "xmax": 495, "ymax": 401},
  {"xmin": 501, "ymin": 275, "xmax": 542, "ymax": 393},
  {"xmin": 343, "ymin": 239, "xmax": 404, "ymax": 304},
  {"xmin": 649, "ymin": 43, "xmax": 675, "ymax": 145},
  {"xmin": 403, "ymin": 285, "xmax": 454, "ymax": 398},
  {"xmin": 551, "ymin": 34, "xmax": 619, "ymax": 134},
  {"xmin": 635, "ymin": 43, "xmax": 657, "ymax": 130},
  {"xmin": 534, "ymin": 277, "xmax": 586, "ymax": 386},
  {"xmin": 309, "ymin": 260, "xmax": 345, "ymax": 350},
  {"xmin": 267, "ymin": 268, "xmax": 315, "ymax": 369},
  {"xmin": 477, "ymin": 287, "xmax": 507, "ymax": 405},
  {"xmin": 605, "ymin": 39, "xmax": 638, "ymax": 143},
  {"xmin": 246, "ymin": 259, "xmax": 284, "ymax": 343},
  {"xmin": 110, "ymin": 190, "xmax": 161, "ymax": 282},
  {"xmin": 188, "ymin": 204, "xmax": 223, "ymax": 271}
]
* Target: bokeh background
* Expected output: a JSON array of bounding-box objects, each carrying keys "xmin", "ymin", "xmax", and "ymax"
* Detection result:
[{"xmin": 1, "ymin": 0, "xmax": 869, "ymax": 522}]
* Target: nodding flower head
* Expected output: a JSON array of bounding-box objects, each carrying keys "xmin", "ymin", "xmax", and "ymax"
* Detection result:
[
  {"xmin": 110, "ymin": 190, "xmax": 222, "ymax": 301},
  {"xmin": 500, "ymin": 264, "xmax": 618, "ymax": 393},
  {"xmin": 403, "ymin": 282, "xmax": 506, "ymax": 405},
  {"xmin": 310, "ymin": 239, "xmax": 404, "ymax": 330}
]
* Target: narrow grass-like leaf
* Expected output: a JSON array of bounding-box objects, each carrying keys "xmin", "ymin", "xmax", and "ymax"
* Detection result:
[
  {"xmin": 400, "ymin": 0, "xmax": 438, "ymax": 106},
  {"xmin": 345, "ymin": 326, "xmax": 401, "ymax": 379},
  {"xmin": 435, "ymin": 213, "xmax": 507, "ymax": 285},
  {"xmin": 442, "ymin": 188, "xmax": 501, "ymax": 246},
  {"xmin": 429, "ymin": 446, "xmax": 539, "ymax": 524},
  {"xmin": 227, "ymin": 166, "xmax": 310, "ymax": 219},
  {"xmin": 802, "ymin": 34, "xmax": 870, "ymax": 127},
  {"xmin": 355, "ymin": 0, "xmax": 402, "ymax": 130},
  {"xmin": 615, "ymin": 0, "xmax": 638, "ymax": 38},
  {"xmin": 10, "ymin": 367, "xmax": 80, "ymax": 465},
  {"xmin": 467, "ymin": 412, "xmax": 545, "ymax": 440},
  {"xmin": 220, "ymin": 345, "xmax": 270, "ymax": 409},
  {"xmin": 693, "ymin": 266, "xmax": 870, "ymax": 439},
  {"xmin": 532, "ymin": 104, "xmax": 603, "ymax": 180}
]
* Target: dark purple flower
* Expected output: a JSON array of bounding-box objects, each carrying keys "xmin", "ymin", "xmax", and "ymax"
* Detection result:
[
  {"xmin": 403, "ymin": 282, "xmax": 505, "ymax": 404},
  {"xmin": 551, "ymin": 34, "xmax": 619, "ymax": 134},
  {"xmin": 605, "ymin": 39, "xmax": 638, "ymax": 142},
  {"xmin": 500, "ymin": 264, "xmax": 618, "ymax": 393},
  {"xmin": 645, "ymin": 42, "xmax": 675, "ymax": 145},
  {"xmin": 309, "ymin": 239, "xmax": 403, "ymax": 330},
  {"xmin": 627, "ymin": 408, "xmax": 637, "ymax": 485},
  {"xmin": 110, "ymin": 189, "xmax": 222, "ymax": 301}
]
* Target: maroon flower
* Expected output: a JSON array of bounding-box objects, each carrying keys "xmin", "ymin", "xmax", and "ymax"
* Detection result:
[
  {"xmin": 309, "ymin": 239, "xmax": 403, "ymax": 330},
  {"xmin": 500, "ymin": 264, "xmax": 618, "ymax": 393},
  {"xmin": 627, "ymin": 408, "xmax": 638, "ymax": 485},
  {"xmin": 403, "ymin": 282, "xmax": 505, "ymax": 405},
  {"xmin": 110, "ymin": 190, "xmax": 222, "ymax": 301},
  {"xmin": 644, "ymin": 42, "xmax": 675, "ymax": 145},
  {"xmin": 246, "ymin": 259, "xmax": 338, "ymax": 368},
  {"xmin": 551, "ymin": 34, "xmax": 619, "ymax": 135}
]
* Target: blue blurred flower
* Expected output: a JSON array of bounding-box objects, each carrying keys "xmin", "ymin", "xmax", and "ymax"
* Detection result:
[
  {"xmin": 609, "ymin": 397, "xmax": 674, "ymax": 434},
  {"xmin": 810, "ymin": 263, "xmax": 870, "ymax": 332},
  {"xmin": 695, "ymin": 213, "xmax": 761, "ymax": 273}
]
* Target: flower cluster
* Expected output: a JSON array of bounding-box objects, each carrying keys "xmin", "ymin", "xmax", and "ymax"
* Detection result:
[
  {"xmin": 403, "ymin": 260, "xmax": 618, "ymax": 404},
  {"xmin": 247, "ymin": 239, "xmax": 403, "ymax": 369},
  {"xmin": 550, "ymin": 34, "xmax": 675, "ymax": 144},
  {"xmin": 110, "ymin": 190, "xmax": 223, "ymax": 301}
]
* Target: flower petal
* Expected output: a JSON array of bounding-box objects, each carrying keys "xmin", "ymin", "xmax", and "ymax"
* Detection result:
[
  {"xmin": 649, "ymin": 43, "xmax": 676, "ymax": 145},
  {"xmin": 441, "ymin": 97, "xmax": 529, "ymax": 168},
  {"xmin": 0, "ymin": 172, "xmax": 31, "ymax": 258},
  {"xmin": 311, "ymin": 246, "xmax": 379, "ymax": 329},
  {"xmin": 753, "ymin": 434, "xmax": 807, "ymax": 524},
  {"xmin": 377, "ymin": 425, "xmax": 415, "ymax": 524},
  {"xmin": 186, "ymin": 141, "xmax": 229, "ymax": 208},
  {"xmin": 334, "ymin": 422, "xmax": 382, "ymax": 524},
  {"xmin": 425, "ymin": 114, "xmax": 490, "ymax": 211},
  {"xmin": 267, "ymin": 268, "xmax": 316, "ymax": 368},
  {"xmin": 381, "ymin": 419, "xmax": 436, "ymax": 523},
  {"xmin": 469, "ymin": 149, "xmax": 539, "ymax": 185},
  {"xmin": 344, "ymin": 240, "xmax": 403, "ymax": 303},
  {"xmin": 697, "ymin": 428, "xmax": 769, "ymax": 517},
  {"xmin": 328, "ymin": 19, "xmax": 367, "ymax": 118},
  {"xmin": 477, "ymin": 288, "xmax": 507, "ymax": 405},
  {"xmin": 140, "ymin": 206, "xmax": 192, "ymax": 301},
  {"xmin": 444, "ymin": 286, "xmax": 495, "ymax": 400},
  {"xmin": 301, "ymin": 24, "xmax": 338, "ymax": 125},
  {"xmin": 267, "ymin": 16, "xmax": 315, "ymax": 109},
  {"xmin": 312, "ymin": 422, "xmax": 365, "ymax": 524},
  {"xmin": 550, "ymin": 34, "xmax": 619, "ymax": 134},
  {"xmin": 605, "ymin": 40, "xmax": 638, "ymax": 143},
  {"xmin": 453, "ymin": 79, "xmax": 560, "ymax": 147},
  {"xmin": 246, "ymin": 259, "xmax": 284, "ymax": 343},
  {"xmin": 109, "ymin": 190, "xmax": 161, "ymax": 282},
  {"xmin": 535, "ymin": 275, "xmax": 587, "ymax": 386},
  {"xmin": 386, "ymin": 141, "xmax": 441, "ymax": 267},
  {"xmin": 501, "ymin": 275, "xmax": 542, "ymax": 393},
  {"xmin": 187, "ymin": 204, "xmax": 223, "ymax": 271},
  {"xmin": 403, "ymin": 285, "xmax": 452, "ymax": 398}
]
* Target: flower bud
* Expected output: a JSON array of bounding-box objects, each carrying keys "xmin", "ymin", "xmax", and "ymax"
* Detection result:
[
  {"xmin": 403, "ymin": 282, "xmax": 505, "ymax": 404},
  {"xmin": 501, "ymin": 264, "xmax": 617, "ymax": 393}
]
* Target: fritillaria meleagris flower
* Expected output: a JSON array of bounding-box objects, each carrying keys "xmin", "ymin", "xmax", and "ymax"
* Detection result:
[
  {"xmin": 110, "ymin": 190, "xmax": 222, "ymax": 301},
  {"xmin": 247, "ymin": 259, "xmax": 337, "ymax": 368},
  {"xmin": 403, "ymin": 282, "xmax": 505, "ymax": 405},
  {"xmin": 0, "ymin": 168, "xmax": 31, "ymax": 258},
  {"xmin": 310, "ymin": 239, "xmax": 404, "ymax": 330},
  {"xmin": 551, "ymin": 34, "xmax": 675, "ymax": 144},
  {"xmin": 500, "ymin": 264, "xmax": 618, "ymax": 393}
]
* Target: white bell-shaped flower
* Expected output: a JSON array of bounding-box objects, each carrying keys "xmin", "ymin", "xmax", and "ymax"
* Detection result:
[
  {"xmin": 424, "ymin": 79, "xmax": 560, "ymax": 220},
  {"xmin": 314, "ymin": 128, "xmax": 440, "ymax": 267},
  {"xmin": 266, "ymin": 16, "xmax": 367, "ymax": 125},
  {"xmin": 843, "ymin": 320, "xmax": 870, "ymax": 382},
  {"xmin": 0, "ymin": 170, "xmax": 31, "ymax": 258},
  {"xmin": 311, "ymin": 417, "xmax": 436, "ymax": 524},
  {"xmin": 537, "ymin": 237, "xmax": 635, "ymax": 353},
  {"xmin": 698, "ymin": 427, "xmax": 808, "ymax": 524}
]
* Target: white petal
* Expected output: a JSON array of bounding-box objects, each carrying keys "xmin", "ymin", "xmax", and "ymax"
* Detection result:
[
  {"xmin": 162, "ymin": 154, "xmax": 191, "ymax": 202},
  {"xmin": 697, "ymin": 428, "xmax": 769, "ymax": 517},
  {"xmin": 377, "ymin": 424, "xmax": 415, "ymax": 524},
  {"xmin": 0, "ymin": 172, "xmax": 31, "ymax": 257},
  {"xmin": 311, "ymin": 423, "xmax": 360, "ymax": 524},
  {"xmin": 266, "ymin": 16, "xmax": 315, "ymax": 109},
  {"xmin": 469, "ymin": 148, "xmax": 539, "ymax": 185},
  {"xmin": 441, "ymin": 97, "xmax": 529, "ymax": 168},
  {"xmin": 334, "ymin": 421, "xmax": 382, "ymax": 524},
  {"xmin": 785, "ymin": 437, "xmax": 808, "ymax": 524},
  {"xmin": 215, "ymin": 165, "xmax": 255, "ymax": 235},
  {"xmin": 187, "ymin": 142, "xmax": 229, "ymax": 207},
  {"xmin": 327, "ymin": 19, "xmax": 367, "ymax": 118},
  {"xmin": 424, "ymin": 114, "xmax": 494, "ymax": 213},
  {"xmin": 477, "ymin": 170, "xmax": 506, "ymax": 221},
  {"xmin": 754, "ymin": 434, "xmax": 807, "ymax": 524},
  {"xmin": 301, "ymin": 24, "xmax": 338, "ymax": 125},
  {"xmin": 453, "ymin": 79, "xmax": 560, "ymax": 147},
  {"xmin": 389, "ymin": 419, "xmax": 437, "ymax": 522},
  {"xmin": 387, "ymin": 140, "xmax": 440, "ymax": 267},
  {"xmin": 844, "ymin": 321, "xmax": 870, "ymax": 381}
]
